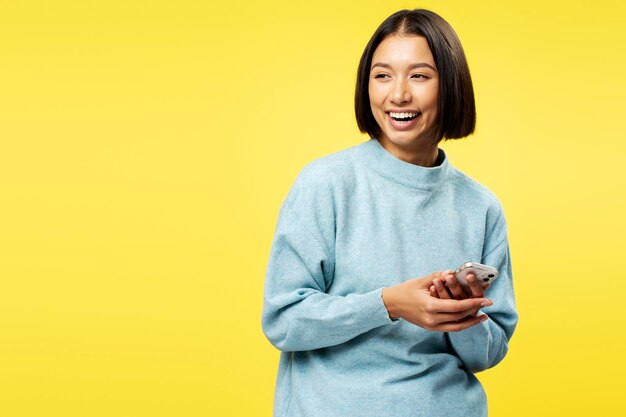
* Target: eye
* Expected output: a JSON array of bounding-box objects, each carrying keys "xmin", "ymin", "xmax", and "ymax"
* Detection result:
[
  {"xmin": 411, "ymin": 74, "xmax": 429, "ymax": 79},
  {"xmin": 374, "ymin": 74, "xmax": 390, "ymax": 79}
]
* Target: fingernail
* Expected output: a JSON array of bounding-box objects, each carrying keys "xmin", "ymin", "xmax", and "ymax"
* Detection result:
[
  {"xmin": 480, "ymin": 299, "xmax": 493, "ymax": 307},
  {"xmin": 443, "ymin": 269, "xmax": 452, "ymax": 275},
  {"xmin": 480, "ymin": 315, "xmax": 489, "ymax": 322}
]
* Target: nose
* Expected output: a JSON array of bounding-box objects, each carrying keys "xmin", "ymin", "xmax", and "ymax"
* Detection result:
[{"xmin": 391, "ymin": 79, "xmax": 411, "ymax": 104}]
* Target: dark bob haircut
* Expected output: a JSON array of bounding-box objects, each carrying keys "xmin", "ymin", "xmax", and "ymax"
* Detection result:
[{"xmin": 355, "ymin": 9, "xmax": 476, "ymax": 143}]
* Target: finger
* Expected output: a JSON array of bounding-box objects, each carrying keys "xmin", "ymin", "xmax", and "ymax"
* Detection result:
[
  {"xmin": 429, "ymin": 285, "xmax": 439, "ymax": 298},
  {"xmin": 434, "ymin": 306, "xmax": 482, "ymax": 323},
  {"xmin": 433, "ymin": 278, "xmax": 451, "ymax": 299},
  {"xmin": 428, "ymin": 297, "xmax": 492, "ymax": 313},
  {"xmin": 435, "ymin": 314, "xmax": 489, "ymax": 332},
  {"xmin": 444, "ymin": 274, "xmax": 468, "ymax": 300},
  {"xmin": 466, "ymin": 273, "xmax": 485, "ymax": 298}
]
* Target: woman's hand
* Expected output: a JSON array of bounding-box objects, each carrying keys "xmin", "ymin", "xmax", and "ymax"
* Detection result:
[
  {"xmin": 381, "ymin": 271, "xmax": 491, "ymax": 332},
  {"xmin": 429, "ymin": 271, "xmax": 491, "ymax": 300}
]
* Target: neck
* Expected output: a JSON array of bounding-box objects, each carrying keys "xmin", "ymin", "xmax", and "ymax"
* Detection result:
[{"xmin": 377, "ymin": 136, "xmax": 440, "ymax": 167}]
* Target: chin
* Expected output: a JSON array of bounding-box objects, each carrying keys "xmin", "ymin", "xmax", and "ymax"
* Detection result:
[{"xmin": 382, "ymin": 131, "xmax": 423, "ymax": 146}]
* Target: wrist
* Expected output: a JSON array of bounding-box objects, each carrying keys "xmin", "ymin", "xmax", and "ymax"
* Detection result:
[{"xmin": 381, "ymin": 287, "xmax": 401, "ymax": 320}]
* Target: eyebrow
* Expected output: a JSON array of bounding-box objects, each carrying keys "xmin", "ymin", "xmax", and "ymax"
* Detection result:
[{"xmin": 371, "ymin": 62, "xmax": 437, "ymax": 72}]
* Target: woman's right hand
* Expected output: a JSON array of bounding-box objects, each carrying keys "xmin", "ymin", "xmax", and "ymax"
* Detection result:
[{"xmin": 381, "ymin": 271, "xmax": 491, "ymax": 332}]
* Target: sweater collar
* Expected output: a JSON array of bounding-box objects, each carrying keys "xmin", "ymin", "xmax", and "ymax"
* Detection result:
[{"xmin": 357, "ymin": 137, "xmax": 451, "ymax": 191}]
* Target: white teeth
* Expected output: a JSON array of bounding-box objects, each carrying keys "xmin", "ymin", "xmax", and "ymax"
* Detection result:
[{"xmin": 389, "ymin": 112, "xmax": 419, "ymax": 118}]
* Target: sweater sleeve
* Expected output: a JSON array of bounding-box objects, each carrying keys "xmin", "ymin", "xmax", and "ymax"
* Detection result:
[
  {"xmin": 446, "ymin": 208, "xmax": 518, "ymax": 373},
  {"xmin": 261, "ymin": 177, "xmax": 397, "ymax": 352}
]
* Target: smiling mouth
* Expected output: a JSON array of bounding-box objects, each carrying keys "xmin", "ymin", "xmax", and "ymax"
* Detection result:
[{"xmin": 388, "ymin": 111, "xmax": 420, "ymax": 122}]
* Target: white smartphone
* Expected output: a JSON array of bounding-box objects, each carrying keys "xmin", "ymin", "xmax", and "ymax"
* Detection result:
[{"xmin": 453, "ymin": 261, "xmax": 498, "ymax": 292}]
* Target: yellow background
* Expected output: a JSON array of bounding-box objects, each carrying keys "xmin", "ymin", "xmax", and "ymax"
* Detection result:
[{"xmin": 1, "ymin": 0, "xmax": 624, "ymax": 415}]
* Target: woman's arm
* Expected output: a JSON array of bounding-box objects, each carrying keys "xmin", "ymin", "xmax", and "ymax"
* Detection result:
[
  {"xmin": 444, "ymin": 212, "xmax": 518, "ymax": 373},
  {"xmin": 261, "ymin": 204, "xmax": 397, "ymax": 352}
]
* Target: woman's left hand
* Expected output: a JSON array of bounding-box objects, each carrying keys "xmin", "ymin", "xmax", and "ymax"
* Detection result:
[{"xmin": 429, "ymin": 270, "xmax": 490, "ymax": 301}]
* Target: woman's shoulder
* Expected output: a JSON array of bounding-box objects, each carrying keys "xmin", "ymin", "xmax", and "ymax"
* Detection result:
[
  {"xmin": 279, "ymin": 142, "xmax": 364, "ymax": 216},
  {"xmin": 300, "ymin": 142, "xmax": 362, "ymax": 174},
  {"xmin": 288, "ymin": 142, "xmax": 363, "ymax": 195},
  {"xmin": 448, "ymin": 167, "xmax": 505, "ymax": 213},
  {"xmin": 448, "ymin": 168, "xmax": 509, "ymax": 242}
]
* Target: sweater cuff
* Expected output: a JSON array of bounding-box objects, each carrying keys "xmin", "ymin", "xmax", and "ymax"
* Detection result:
[{"xmin": 366, "ymin": 287, "xmax": 401, "ymax": 326}]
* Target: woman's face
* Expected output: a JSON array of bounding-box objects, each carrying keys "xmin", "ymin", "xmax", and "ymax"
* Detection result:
[{"xmin": 368, "ymin": 34, "xmax": 439, "ymax": 152}]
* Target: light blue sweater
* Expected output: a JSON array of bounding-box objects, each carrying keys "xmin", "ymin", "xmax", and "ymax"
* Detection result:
[{"xmin": 262, "ymin": 138, "xmax": 518, "ymax": 417}]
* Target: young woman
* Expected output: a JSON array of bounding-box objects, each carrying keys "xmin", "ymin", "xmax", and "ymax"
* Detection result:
[{"xmin": 262, "ymin": 9, "xmax": 517, "ymax": 417}]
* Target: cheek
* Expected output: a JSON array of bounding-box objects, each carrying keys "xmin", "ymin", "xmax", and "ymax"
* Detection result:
[
  {"xmin": 429, "ymin": 91, "xmax": 438, "ymax": 108},
  {"xmin": 426, "ymin": 85, "xmax": 438, "ymax": 109},
  {"xmin": 368, "ymin": 83, "xmax": 384, "ymax": 108}
]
